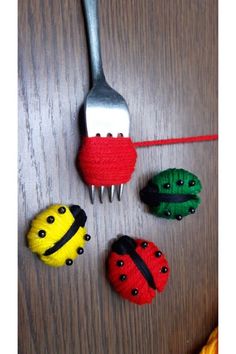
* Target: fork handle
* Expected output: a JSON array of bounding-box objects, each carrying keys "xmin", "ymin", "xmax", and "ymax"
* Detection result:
[{"xmin": 82, "ymin": 0, "xmax": 105, "ymax": 83}]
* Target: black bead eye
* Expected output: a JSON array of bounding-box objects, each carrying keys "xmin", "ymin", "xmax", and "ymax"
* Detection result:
[
  {"xmin": 116, "ymin": 260, "xmax": 124, "ymax": 267},
  {"xmin": 47, "ymin": 216, "xmax": 55, "ymax": 223},
  {"xmin": 177, "ymin": 180, "xmax": 184, "ymax": 186},
  {"xmin": 58, "ymin": 206, "xmax": 66, "ymax": 214},
  {"xmin": 165, "ymin": 210, "xmax": 171, "ymax": 217},
  {"xmin": 189, "ymin": 180, "xmax": 196, "ymax": 187},
  {"xmin": 189, "ymin": 207, "xmax": 195, "ymax": 214},
  {"xmin": 84, "ymin": 234, "xmax": 91, "ymax": 241},
  {"xmin": 163, "ymin": 183, "xmax": 171, "ymax": 189},
  {"xmin": 161, "ymin": 266, "xmax": 168, "ymax": 273},
  {"xmin": 141, "ymin": 241, "xmax": 148, "ymax": 248},
  {"xmin": 66, "ymin": 259, "xmax": 73, "ymax": 266},
  {"xmin": 38, "ymin": 230, "xmax": 46, "ymax": 238},
  {"xmin": 77, "ymin": 247, "xmax": 84, "ymax": 255},
  {"xmin": 120, "ymin": 274, "xmax": 127, "ymax": 281},
  {"xmin": 176, "ymin": 215, "xmax": 182, "ymax": 221},
  {"xmin": 155, "ymin": 251, "xmax": 162, "ymax": 258},
  {"xmin": 131, "ymin": 288, "xmax": 139, "ymax": 296}
]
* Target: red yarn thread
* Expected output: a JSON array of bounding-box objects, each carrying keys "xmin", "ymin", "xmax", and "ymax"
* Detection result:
[
  {"xmin": 107, "ymin": 237, "xmax": 170, "ymax": 305},
  {"xmin": 134, "ymin": 134, "xmax": 218, "ymax": 148},
  {"xmin": 78, "ymin": 134, "xmax": 218, "ymax": 186},
  {"xmin": 78, "ymin": 137, "xmax": 137, "ymax": 187}
]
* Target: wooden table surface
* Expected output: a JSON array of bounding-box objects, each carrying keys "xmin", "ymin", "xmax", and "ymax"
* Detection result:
[{"xmin": 18, "ymin": 1, "xmax": 218, "ymax": 353}]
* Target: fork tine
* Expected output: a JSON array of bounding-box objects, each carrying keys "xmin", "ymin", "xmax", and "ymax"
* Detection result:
[
  {"xmin": 99, "ymin": 186, "xmax": 105, "ymax": 203},
  {"xmin": 108, "ymin": 185, "xmax": 115, "ymax": 202},
  {"xmin": 89, "ymin": 185, "xmax": 95, "ymax": 204},
  {"xmin": 117, "ymin": 184, "xmax": 124, "ymax": 201}
]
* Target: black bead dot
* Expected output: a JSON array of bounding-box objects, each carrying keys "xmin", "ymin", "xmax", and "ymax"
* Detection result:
[
  {"xmin": 77, "ymin": 247, "xmax": 84, "ymax": 255},
  {"xmin": 176, "ymin": 215, "xmax": 182, "ymax": 221},
  {"xmin": 163, "ymin": 183, "xmax": 171, "ymax": 189},
  {"xmin": 141, "ymin": 241, "xmax": 148, "ymax": 248},
  {"xmin": 116, "ymin": 260, "xmax": 124, "ymax": 267},
  {"xmin": 165, "ymin": 210, "xmax": 171, "ymax": 217},
  {"xmin": 58, "ymin": 206, "xmax": 66, "ymax": 214},
  {"xmin": 84, "ymin": 234, "xmax": 91, "ymax": 241},
  {"xmin": 155, "ymin": 251, "xmax": 162, "ymax": 258},
  {"xmin": 47, "ymin": 216, "xmax": 55, "ymax": 224},
  {"xmin": 189, "ymin": 180, "xmax": 196, "ymax": 187},
  {"xmin": 177, "ymin": 179, "xmax": 184, "ymax": 186},
  {"xmin": 131, "ymin": 288, "xmax": 139, "ymax": 296},
  {"xmin": 161, "ymin": 266, "xmax": 168, "ymax": 273},
  {"xmin": 189, "ymin": 207, "xmax": 195, "ymax": 214},
  {"xmin": 66, "ymin": 259, "xmax": 73, "ymax": 266},
  {"xmin": 120, "ymin": 274, "xmax": 127, "ymax": 281},
  {"xmin": 38, "ymin": 230, "xmax": 46, "ymax": 238}
]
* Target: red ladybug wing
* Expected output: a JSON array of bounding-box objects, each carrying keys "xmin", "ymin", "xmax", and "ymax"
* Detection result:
[
  {"xmin": 135, "ymin": 239, "xmax": 170, "ymax": 292},
  {"xmin": 108, "ymin": 251, "xmax": 155, "ymax": 305}
]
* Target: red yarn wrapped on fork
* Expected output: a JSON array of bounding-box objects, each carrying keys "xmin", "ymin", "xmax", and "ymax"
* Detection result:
[
  {"xmin": 78, "ymin": 137, "xmax": 137, "ymax": 187},
  {"xmin": 79, "ymin": 0, "xmax": 134, "ymax": 203}
]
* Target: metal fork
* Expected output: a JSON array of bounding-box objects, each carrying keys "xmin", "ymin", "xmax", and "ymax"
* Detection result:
[{"xmin": 82, "ymin": 0, "xmax": 130, "ymax": 203}]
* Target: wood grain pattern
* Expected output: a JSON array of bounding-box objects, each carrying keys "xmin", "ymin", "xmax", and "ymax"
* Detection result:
[{"xmin": 18, "ymin": 1, "xmax": 218, "ymax": 353}]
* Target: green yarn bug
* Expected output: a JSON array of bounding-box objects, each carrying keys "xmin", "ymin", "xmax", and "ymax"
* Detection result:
[{"xmin": 140, "ymin": 168, "xmax": 202, "ymax": 221}]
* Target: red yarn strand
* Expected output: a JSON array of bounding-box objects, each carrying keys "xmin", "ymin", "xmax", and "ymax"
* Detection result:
[
  {"xmin": 78, "ymin": 134, "xmax": 218, "ymax": 186},
  {"xmin": 133, "ymin": 134, "xmax": 218, "ymax": 148}
]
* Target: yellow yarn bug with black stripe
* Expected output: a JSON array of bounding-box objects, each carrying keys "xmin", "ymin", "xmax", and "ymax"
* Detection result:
[{"xmin": 27, "ymin": 204, "xmax": 91, "ymax": 267}]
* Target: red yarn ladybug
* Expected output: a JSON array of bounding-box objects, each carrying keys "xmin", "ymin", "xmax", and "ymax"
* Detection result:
[{"xmin": 107, "ymin": 235, "xmax": 170, "ymax": 305}]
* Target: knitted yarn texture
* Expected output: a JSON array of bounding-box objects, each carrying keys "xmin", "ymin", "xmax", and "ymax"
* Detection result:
[
  {"xmin": 78, "ymin": 135, "xmax": 217, "ymax": 187},
  {"xmin": 107, "ymin": 235, "xmax": 170, "ymax": 305},
  {"xmin": 199, "ymin": 328, "xmax": 218, "ymax": 354},
  {"xmin": 78, "ymin": 137, "xmax": 137, "ymax": 186},
  {"xmin": 140, "ymin": 168, "xmax": 202, "ymax": 220},
  {"xmin": 27, "ymin": 204, "xmax": 91, "ymax": 267}
]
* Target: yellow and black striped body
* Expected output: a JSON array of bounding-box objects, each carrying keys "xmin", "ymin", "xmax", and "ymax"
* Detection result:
[{"xmin": 27, "ymin": 204, "xmax": 90, "ymax": 267}]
